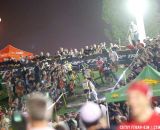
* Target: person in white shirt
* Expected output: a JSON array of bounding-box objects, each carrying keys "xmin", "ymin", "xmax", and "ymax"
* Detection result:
[
  {"xmin": 26, "ymin": 92, "xmax": 54, "ymax": 130},
  {"xmin": 109, "ymin": 49, "xmax": 119, "ymax": 72},
  {"xmin": 82, "ymin": 78, "xmax": 98, "ymax": 101},
  {"xmin": 128, "ymin": 21, "xmax": 139, "ymax": 46},
  {"xmin": 84, "ymin": 68, "xmax": 92, "ymax": 79}
]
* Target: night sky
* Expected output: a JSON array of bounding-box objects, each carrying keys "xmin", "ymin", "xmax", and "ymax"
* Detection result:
[{"xmin": 0, "ymin": 0, "xmax": 107, "ymax": 54}]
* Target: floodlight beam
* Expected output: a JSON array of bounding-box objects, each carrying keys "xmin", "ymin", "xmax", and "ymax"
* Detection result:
[{"xmin": 128, "ymin": 0, "xmax": 147, "ymax": 42}]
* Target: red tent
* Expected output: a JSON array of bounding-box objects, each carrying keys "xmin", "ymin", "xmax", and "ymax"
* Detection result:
[{"xmin": 0, "ymin": 44, "xmax": 33, "ymax": 62}]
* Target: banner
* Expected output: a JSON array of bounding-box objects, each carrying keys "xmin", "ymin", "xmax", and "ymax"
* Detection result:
[
  {"xmin": 0, "ymin": 49, "xmax": 137, "ymax": 71},
  {"xmin": 63, "ymin": 49, "xmax": 137, "ymax": 70}
]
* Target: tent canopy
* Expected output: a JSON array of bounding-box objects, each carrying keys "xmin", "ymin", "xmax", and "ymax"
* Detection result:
[
  {"xmin": 0, "ymin": 44, "xmax": 33, "ymax": 62},
  {"xmin": 105, "ymin": 65, "xmax": 160, "ymax": 103}
]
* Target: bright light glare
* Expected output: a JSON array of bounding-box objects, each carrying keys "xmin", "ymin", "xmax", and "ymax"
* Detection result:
[
  {"xmin": 128, "ymin": 0, "xmax": 147, "ymax": 42},
  {"xmin": 128, "ymin": 0, "xmax": 148, "ymax": 17}
]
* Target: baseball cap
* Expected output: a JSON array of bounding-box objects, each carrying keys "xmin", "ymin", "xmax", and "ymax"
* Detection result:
[{"xmin": 127, "ymin": 80, "xmax": 153, "ymax": 97}]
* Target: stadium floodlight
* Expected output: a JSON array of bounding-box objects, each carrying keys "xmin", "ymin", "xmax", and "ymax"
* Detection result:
[
  {"xmin": 128, "ymin": 0, "xmax": 148, "ymax": 42},
  {"xmin": 128, "ymin": 0, "xmax": 148, "ymax": 16}
]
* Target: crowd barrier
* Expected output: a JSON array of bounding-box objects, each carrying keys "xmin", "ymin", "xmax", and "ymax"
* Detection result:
[{"xmin": 64, "ymin": 49, "xmax": 137, "ymax": 70}]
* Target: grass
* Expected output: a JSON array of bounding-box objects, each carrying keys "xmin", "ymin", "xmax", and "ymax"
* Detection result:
[{"xmin": 53, "ymin": 67, "xmax": 129, "ymax": 116}]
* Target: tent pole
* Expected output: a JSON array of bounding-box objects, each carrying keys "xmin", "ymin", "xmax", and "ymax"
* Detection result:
[{"xmin": 106, "ymin": 102, "xmax": 110, "ymax": 128}]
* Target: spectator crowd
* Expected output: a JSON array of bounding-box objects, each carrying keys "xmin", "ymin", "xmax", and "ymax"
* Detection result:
[{"xmin": 1, "ymin": 35, "xmax": 160, "ymax": 130}]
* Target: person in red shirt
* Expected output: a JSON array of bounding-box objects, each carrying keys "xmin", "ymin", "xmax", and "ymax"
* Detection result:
[
  {"xmin": 127, "ymin": 44, "xmax": 135, "ymax": 50},
  {"xmin": 96, "ymin": 56, "xmax": 104, "ymax": 83},
  {"xmin": 96, "ymin": 57, "xmax": 104, "ymax": 72},
  {"xmin": 137, "ymin": 40, "xmax": 145, "ymax": 48},
  {"xmin": 118, "ymin": 80, "xmax": 160, "ymax": 130}
]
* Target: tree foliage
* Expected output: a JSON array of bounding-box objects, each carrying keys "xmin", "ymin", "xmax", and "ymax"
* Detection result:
[{"xmin": 102, "ymin": 0, "xmax": 160, "ymax": 44}]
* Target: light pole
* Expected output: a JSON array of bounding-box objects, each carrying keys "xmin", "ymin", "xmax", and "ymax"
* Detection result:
[{"xmin": 128, "ymin": 0, "xmax": 148, "ymax": 42}]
